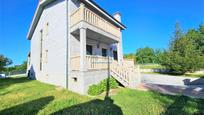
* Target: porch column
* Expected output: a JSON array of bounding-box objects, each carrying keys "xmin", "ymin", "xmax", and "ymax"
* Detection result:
[
  {"xmin": 117, "ymin": 40, "xmax": 123, "ymax": 64},
  {"xmin": 80, "ymin": 27, "xmax": 87, "ymax": 71},
  {"xmin": 117, "ymin": 29, "xmax": 124, "ymax": 64}
]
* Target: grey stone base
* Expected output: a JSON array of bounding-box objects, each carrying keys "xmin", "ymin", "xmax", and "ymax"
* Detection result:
[{"xmin": 68, "ymin": 70, "xmax": 109, "ymax": 95}]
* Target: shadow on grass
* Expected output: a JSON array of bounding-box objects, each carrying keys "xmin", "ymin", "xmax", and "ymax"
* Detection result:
[
  {"xmin": 151, "ymin": 92, "xmax": 204, "ymax": 115},
  {"xmin": 52, "ymin": 97, "xmax": 122, "ymax": 115},
  {"xmin": 0, "ymin": 96, "xmax": 54, "ymax": 115},
  {"xmin": 52, "ymin": 76, "xmax": 123, "ymax": 115},
  {"xmin": 52, "ymin": 57, "xmax": 122, "ymax": 115},
  {"xmin": 0, "ymin": 77, "xmax": 30, "ymax": 90}
]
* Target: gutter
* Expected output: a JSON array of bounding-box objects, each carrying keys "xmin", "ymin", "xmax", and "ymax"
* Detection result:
[{"xmin": 65, "ymin": 0, "xmax": 69, "ymax": 89}]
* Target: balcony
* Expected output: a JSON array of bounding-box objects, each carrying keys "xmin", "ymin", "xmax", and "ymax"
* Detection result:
[{"xmin": 70, "ymin": 5, "xmax": 121, "ymax": 38}]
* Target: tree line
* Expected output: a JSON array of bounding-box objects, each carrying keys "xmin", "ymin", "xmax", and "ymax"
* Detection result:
[
  {"xmin": 0, "ymin": 54, "xmax": 27, "ymax": 74},
  {"xmin": 125, "ymin": 23, "xmax": 204, "ymax": 75}
]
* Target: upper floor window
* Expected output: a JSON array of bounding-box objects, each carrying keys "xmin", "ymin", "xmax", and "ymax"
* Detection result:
[
  {"xmin": 40, "ymin": 30, "xmax": 43, "ymax": 71},
  {"xmin": 45, "ymin": 22, "xmax": 49, "ymax": 36},
  {"xmin": 44, "ymin": 50, "xmax": 48, "ymax": 63},
  {"xmin": 113, "ymin": 51, "xmax": 118, "ymax": 60},
  {"xmin": 86, "ymin": 45, "xmax": 93, "ymax": 55},
  {"xmin": 102, "ymin": 48, "xmax": 107, "ymax": 57}
]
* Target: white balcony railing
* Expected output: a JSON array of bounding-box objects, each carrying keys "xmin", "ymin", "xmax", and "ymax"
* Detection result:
[
  {"xmin": 70, "ymin": 55, "xmax": 109, "ymax": 71},
  {"xmin": 70, "ymin": 55, "xmax": 135, "ymax": 71},
  {"xmin": 70, "ymin": 5, "xmax": 121, "ymax": 38},
  {"xmin": 70, "ymin": 55, "xmax": 139, "ymax": 86}
]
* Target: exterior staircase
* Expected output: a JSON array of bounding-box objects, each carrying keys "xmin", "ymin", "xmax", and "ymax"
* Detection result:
[{"xmin": 110, "ymin": 60, "xmax": 141, "ymax": 88}]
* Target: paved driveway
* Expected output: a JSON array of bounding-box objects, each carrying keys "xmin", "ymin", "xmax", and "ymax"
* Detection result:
[
  {"xmin": 137, "ymin": 83, "xmax": 204, "ymax": 99},
  {"xmin": 142, "ymin": 74, "xmax": 204, "ymax": 86},
  {"xmin": 139, "ymin": 74, "xmax": 204, "ymax": 99}
]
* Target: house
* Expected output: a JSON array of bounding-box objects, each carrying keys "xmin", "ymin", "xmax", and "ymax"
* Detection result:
[{"xmin": 27, "ymin": 0, "xmax": 140, "ymax": 94}]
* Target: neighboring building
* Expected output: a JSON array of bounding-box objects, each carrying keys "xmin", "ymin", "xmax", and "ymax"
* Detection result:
[{"xmin": 27, "ymin": 0, "xmax": 140, "ymax": 94}]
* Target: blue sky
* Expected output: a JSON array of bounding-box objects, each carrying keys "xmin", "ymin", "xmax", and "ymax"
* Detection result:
[{"xmin": 0, "ymin": 0, "xmax": 204, "ymax": 65}]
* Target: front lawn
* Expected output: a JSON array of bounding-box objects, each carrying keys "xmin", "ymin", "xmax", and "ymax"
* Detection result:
[{"xmin": 0, "ymin": 76, "xmax": 204, "ymax": 115}]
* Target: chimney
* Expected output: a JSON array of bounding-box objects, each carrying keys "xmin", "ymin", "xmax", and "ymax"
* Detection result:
[{"xmin": 113, "ymin": 12, "xmax": 121, "ymax": 22}]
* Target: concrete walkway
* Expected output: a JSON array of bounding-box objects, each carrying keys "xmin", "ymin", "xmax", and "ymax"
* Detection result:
[
  {"xmin": 142, "ymin": 74, "xmax": 204, "ymax": 86},
  {"xmin": 138, "ymin": 74, "xmax": 204, "ymax": 99},
  {"xmin": 137, "ymin": 83, "xmax": 204, "ymax": 99}
]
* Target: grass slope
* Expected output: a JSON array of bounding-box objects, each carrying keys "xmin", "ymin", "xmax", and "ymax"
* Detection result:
[{"xmin": 0, "ymin": 76, "xmax": 204, "ymax": 115}]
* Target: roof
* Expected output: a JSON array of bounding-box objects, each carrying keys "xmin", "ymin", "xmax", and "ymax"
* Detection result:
[{"xmin": 27, "ymin": 0, "xmax": 126, "ymax": 39}]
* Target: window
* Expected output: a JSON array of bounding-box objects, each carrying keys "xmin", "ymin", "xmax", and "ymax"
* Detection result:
[
  {"xmin": 40, "ymin": 30, "xmax": 43, "ymax": 71},
  {"xmin": 86, "ymin": 45, "xmax": 93, "ymax": 55},
  {"xmin": 113, "ymin": 51, "xmax": 118, "ymax": 60},
  {"xmin": 102, "ymin": 48, "xmax": 107, "ymax": 57},
  {"xmin": 44, "ymin": 50, "xmax": 48, "ymax": 63},
  {"xmin": 45, "ymin": 23, "xmax": 49, "ymax": 36}
]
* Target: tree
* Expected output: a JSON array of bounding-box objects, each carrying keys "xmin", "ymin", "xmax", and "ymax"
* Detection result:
[
  {"xmin": 0, "ymin": 55, "xmax": 12, "ymax": 72},
  {"xmin": 197, "ymin": 24, "xmax": 204, "ymax": 54},
  {"xmin": 161, "ymin": 23, "xmax": 204, "ymax": 74},
  {"xmin": 135, "ymin": 47, "xmax": 155, "ymax": 64},
  {"xmin": 5, "ymin": 61, "xmax": 27, "ymax": 73},
  {"xmin": 19, "ymin": 61, "xmax": 27, "ymax": 71},
  {"xmin": 154, "ymin": 49, "xmax": 164, "ymax": 64},
  {"xmin": 124, "ymin": 53, "xmax": 136, "ymax": 62},
  {"xmin": 170, "ymin": 22, "xmax": 183, "ymax": 50}
]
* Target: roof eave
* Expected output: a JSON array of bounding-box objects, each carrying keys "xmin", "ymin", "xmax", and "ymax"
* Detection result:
[
  {"xmin": 27, "ymin": 0, "xmax": 53, "ymax": 40},
  {"xmin": 27, "ymin": 4, "xmax": 41, "ymax": 40}
]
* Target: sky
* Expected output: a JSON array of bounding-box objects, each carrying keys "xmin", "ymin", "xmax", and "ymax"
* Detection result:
[{"xmin": 0, "ymin": 0, "xmax": 204, "ymax": 65}]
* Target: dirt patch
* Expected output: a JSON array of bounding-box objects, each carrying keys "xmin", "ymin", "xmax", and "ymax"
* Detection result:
[
  {"xmin": 55, "ymin": 86, "xmax": 64, "ymax": 91},
  {"xmin": 135, "ymin": 84, "xmax": 150, "ymax": 91}
]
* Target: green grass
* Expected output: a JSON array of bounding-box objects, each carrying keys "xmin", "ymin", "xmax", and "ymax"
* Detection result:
[
  {"xmin": 139, "ymin": 64, "xmax": 164, "ymax": 69},
  {"xmin": 185, "ymin": 73, "xmax": 204, "ymax": 78},
  {"xmin": 0, "ymin": 76, "xmax": 204, "ymax": 115}
]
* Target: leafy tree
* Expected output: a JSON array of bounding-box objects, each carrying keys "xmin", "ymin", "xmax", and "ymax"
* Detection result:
[
  {"xmin": 197, "ymin": 24, "xmax": 204, "ymax": 54},
  {"xmin": 170, "ymin": 22, "xmax": 183, "ymax": 50},
  {"xmin": 0, "ymin": 55, "xmax": 12, "ymax": 72},
  {"xmin": 161, "ymin": 23, "xmax": 204, "ymax": 74},
  {"xmin": 124, "ymin": 48, "xmax": 164, "ymax": 64},
  {"xmin": 135, "ymin": 47, "xmax": 155, "ymax": 64},
  {"xmin": 6, "ymin": 61, "xmax": 27, "ymax": 73},
  {"xmin": 18, "ymin": 61, "xmax": 27, "ymax": 71},
  {"xmin": 124, "ymin": 53, "xmax": 135, "ymax": 59},
  {"xmin": 154, "ymin": 49, "xmax": 164, "ymax": 64},
  {"xmin": 124, "ymin": 53, "xmax": 136, "ymax": 62}
]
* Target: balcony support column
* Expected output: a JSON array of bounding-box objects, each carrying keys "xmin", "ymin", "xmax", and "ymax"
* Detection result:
[
  {"xmin": 117, "ymin": 38, "xmax": 123, "ymax": 64},
  {"xmin": 80, "ymin": 27, "xmax": 87, "ymax": 71}
]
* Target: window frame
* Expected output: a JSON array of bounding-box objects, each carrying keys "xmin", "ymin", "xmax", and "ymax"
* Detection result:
[
  {"xmin": 86, "ymin": 45, "xmax": 93, "ymax": 55},
  {"xmin": 102, "ymin": 48, "xmax": 107, "ymax": 57}
]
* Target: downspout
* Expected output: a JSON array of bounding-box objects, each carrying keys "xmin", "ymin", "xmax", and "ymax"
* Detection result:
[{"xmin": 65, "ymin": 0, "xmax": 70, "ymax": 89}]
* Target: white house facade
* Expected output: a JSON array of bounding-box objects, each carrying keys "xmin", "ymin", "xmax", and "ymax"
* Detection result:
[{"xmin": 27, "ymin": 0, "xmax": 140, "ymax": 94}]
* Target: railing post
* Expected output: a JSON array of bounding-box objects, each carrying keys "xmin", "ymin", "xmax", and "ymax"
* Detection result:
[{"xmin": 80, "ymin": 3, "xmax": 85, "ymax": 21}]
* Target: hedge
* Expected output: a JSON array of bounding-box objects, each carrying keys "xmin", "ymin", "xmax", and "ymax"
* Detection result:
[{"xmin": 88, "ymin": 77, "xmax": 119, "ymax": 96}]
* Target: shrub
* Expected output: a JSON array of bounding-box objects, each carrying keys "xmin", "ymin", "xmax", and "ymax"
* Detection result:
[
  {"xmin": 88, "ymin": 77, "xmax": 119, "ymax": 96},
  {"xmin": 88, "ymin": 85, "xmax": 102, "ymax": 96}
]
